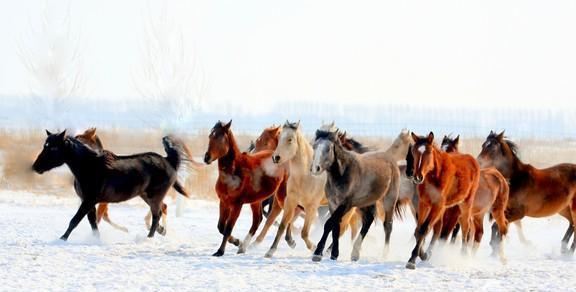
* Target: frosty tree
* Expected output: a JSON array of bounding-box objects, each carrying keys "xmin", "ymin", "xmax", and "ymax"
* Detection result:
[{"xmin": 18, "ymin": 4, "xmax": 85, "ymax": 129}]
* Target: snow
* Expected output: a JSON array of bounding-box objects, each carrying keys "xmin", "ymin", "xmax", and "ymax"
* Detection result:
[{"xmin": 0, "ymin": 190, "xmax": 574, "ymax": 291}]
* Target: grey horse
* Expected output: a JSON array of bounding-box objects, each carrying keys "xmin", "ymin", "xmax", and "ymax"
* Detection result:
[{"xmin": 310, "ymin": 130, "xmax": 401, "ymax": 261}]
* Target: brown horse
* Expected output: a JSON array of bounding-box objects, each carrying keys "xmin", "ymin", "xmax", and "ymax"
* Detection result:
[
  {"xmin": 406, "ymin": 132, "xmax": 480, "ymax": 269},
  {"xmin": 204, "ymin": 120, "xmax": 288, "ymax": 256},
  {"xmin": 478, "ymin": 131, "xmax": 576, "ymax": 253},
  {"xmin": 440, "ymin": 135, "xmax": 509, "ymax": 260}
]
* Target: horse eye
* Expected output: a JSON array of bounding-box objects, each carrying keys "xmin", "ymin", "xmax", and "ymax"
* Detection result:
[
  {"xmin": 50, "ymin": 147, "xmax": 58, "ymax": 151},
  {"xmin": 44, "ymin": 143, "xmax": 49, "ymax": 148}
]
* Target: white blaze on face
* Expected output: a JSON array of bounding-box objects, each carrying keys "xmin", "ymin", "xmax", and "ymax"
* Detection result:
[
  {"xmin": 417, "ymin": 145, "xmax": 425, "ymax": 171},
  {"xmin": 312, "ymin": 141, "xmax": 328, "ymax": 173},
  {"xmin": 441, "ymin": 144, "xmax": 448, "ymax": 151}
]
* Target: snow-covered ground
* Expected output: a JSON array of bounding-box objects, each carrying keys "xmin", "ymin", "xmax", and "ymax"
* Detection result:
[{"xmin": 0, "ymin": 190, "xmax": 574, "ymax": 291}]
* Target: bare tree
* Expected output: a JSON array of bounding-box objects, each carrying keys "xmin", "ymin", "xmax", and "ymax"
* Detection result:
[
  {"xmin": 17, "ymin": 4, "xmax": 85, "ymax": 128},
  {"xmin": 134, "ymin": 2, "xmax": 208, "ymax": 131}
]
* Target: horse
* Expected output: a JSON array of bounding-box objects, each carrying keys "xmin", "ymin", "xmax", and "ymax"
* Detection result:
[
  {"xmin": 439, "ymin": 135, "xmax": 509, "ymax": 260},
  {"xmin": 32, "ymin": 130, "xmax": 190, "ymax": 240},
  {"xmin": 264, "ymin": 121, "xmax": 328, "ymax": 258},
  {"xmin": 204, "ymin": 120, "xmax": 288, "ymax": 256},
  {"xmin": 334, "ymin": 130, "xmax": 415, "ymax": 242},
  {"xmin": 478, "ymin": 131, "xmax": 576, "ymax": 253},
  {"xmin": 310, "ymin": 130, "xmax": 400, "ymax": 262},
  {"xmin": 75, "ymin": 128, "xmax": 198, "ymax": 234},
  {"xmin": 405, "ymin": 132, "xmax": 480, "ymax": 269},
  {"xmin": 246, "ymin": 125, "xmax": 283, "ymax": 218}
]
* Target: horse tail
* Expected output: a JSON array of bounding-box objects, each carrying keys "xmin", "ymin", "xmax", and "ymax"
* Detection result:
[
  {"xmin": 394, "ymin": 200, "xmax": 405, "ymax": 221},
  {"xmin": 162, "ymin": 135, "xmax": 203, "ymax": 171},
  {"xmin": 491, "ymin": 172, "xmax": 510, "ymax": 236},
  {"xmin": 389, "ymin": 163, "xmax": 404, "ymax": 221},
  {"xmin": 172, "ymin": 180, "xmax": 190, "ymax": 198}
]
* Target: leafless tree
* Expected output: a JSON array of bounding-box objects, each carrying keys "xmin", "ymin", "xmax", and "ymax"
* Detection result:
[
  {"xmin": 134, "ymin": 2, "xmax": 208, "ymax": 131},
  {"xmin": 17, "ymin": 4, "xmax": 85, "ymax": 128}
]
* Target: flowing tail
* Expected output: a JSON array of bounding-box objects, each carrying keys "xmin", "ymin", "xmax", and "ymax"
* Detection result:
[{"xmin": 163, "ymin": 135, "xmax": 201, "ymax": 198}]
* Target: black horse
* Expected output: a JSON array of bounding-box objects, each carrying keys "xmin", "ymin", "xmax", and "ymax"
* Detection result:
[{"xmin": 32, "ymin": 130, "xmax": 190, "ymax": 240}]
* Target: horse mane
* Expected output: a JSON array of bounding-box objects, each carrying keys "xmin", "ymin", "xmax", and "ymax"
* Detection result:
[
  {"xmin": 345, "ymin": 136, "xmax": 372, "ymax": 153},
  {"xmin": 315, "ymin": 130, "xmax": 337, "ymax": 141},
  {"xmin": 66, "ymin": 136, "xmax": 101, "ymax": 158},
  {"xmin": 487, "ymin": 132, "xmax": 520, "ymax": 158}
]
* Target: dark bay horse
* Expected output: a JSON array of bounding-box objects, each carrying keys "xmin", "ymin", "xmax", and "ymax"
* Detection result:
[
  {"xmin": 204, "ymin": 121, "xmax": 288, "ymax": 256},
  {"xmin": 32, "ymin": 130, "xmax": 190, "ymax": 240},
  {"xmin": 75, "ymin": 128, "xmax": 196, "ymax": 234},
  {"xmin": 406, "ymin": 132, "xmax": 480, "ymax": 269},
  {"xmin": 478, "ymin": 131, "xmax": 576, "ymax": 253},
  {"xmin": 310, "ymin": 130, "xmax": 400, "ymax": 262},
  {"xmin": 440, "ymin": 135, "xmax": 509, "ymax": 260}
]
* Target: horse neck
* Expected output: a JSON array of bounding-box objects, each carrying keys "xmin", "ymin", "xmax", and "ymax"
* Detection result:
[
  {"xmin": 328, "ymin": 142, "xmax": 355, "ymax": 179},
  {"xmin": 290, "ymin": 131, "xmax": 313, "ymax": 174},
  {"xmin": 218, "ymin": 131, "xmax": 242, "ymax": 172},
  {"xmin": 63, "ymin": 142, "xmax": 100, "ymax": 180},
  {"xmin": 429, "ymin": 146, "xmax": 446, "ymax": 180},
  {"xmin": 384, "ymin": 139, "xmax": 408, "ymax": 161},
  {"xmin": 500, "ymin": 148, "xmax": 526, "ymax": 178}
]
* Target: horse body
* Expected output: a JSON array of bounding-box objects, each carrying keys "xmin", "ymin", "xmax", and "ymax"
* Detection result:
[
  {"xmin": 264, "ymin": 121, "xmax": 327, "ymax": 257},
  {"xmin": 405, "ymin": 132, "xmax": 480, "ymax": 269},
  {"xmin": 204, "ymin": 121, "xmax": 287, "ymax": 256},
  {"xmin": 478, "ymin": 131, "xmax": 576, "ymax": 253},
  {"xmin": 310, "ymin": 130, "xmax": 400, "ymax": 262}
]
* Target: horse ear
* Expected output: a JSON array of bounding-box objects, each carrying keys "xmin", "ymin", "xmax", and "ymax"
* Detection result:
[
  {"xmin": 330, "ymin": 121, "xmax": 335, "ymax": 128},
  {"xmin": 427, "ymin": 132, "xmax": 434, "ymax": 144},
  {"xmin": 57, "ymin": 130, "xmax": 67, "ymax": 140},
  {"xmin": 86, "ymin": 127, "xmax": 97, "ymax": 138},
  {"xmin": 224, "ymin": 120, "xmax": 232, "ymax": 130},
  {"xmin": 411, "ymin": 132, "xmax": 419, "ymax": 143},
  {"xmin": 46, "ymin": 129, "xmax": 53, "ymax": 136},
  {"xmin": 490, "ymin": 130, "xmax": 494, "ymax": 135},
  {"xmin": 497, "ymin": 131, "xmax": 505, "ymax": 140},
  {"xmin": 454, "ymin": 135, "xmax": 460, "ymax": 145}
]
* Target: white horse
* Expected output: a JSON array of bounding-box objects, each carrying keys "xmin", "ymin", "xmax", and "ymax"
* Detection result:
[{"xmin": 264, "ymin": 121, "xmax": 327, "ymax": 258}]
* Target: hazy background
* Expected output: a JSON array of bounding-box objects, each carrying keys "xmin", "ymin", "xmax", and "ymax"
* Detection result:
[{"xmin": 1, "ymin": 0, "xmax": 576, "ymax": 137}]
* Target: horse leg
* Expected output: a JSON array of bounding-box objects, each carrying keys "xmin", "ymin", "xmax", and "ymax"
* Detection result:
[
  {"xmin": 285, "ymin": 207, "xmax": 300, "ymax": 248},
  {"xmin": 440, "ymin": 207, "xmax": 460, "ymax": 243},
  {"xmin": 301, "ymin": 204, "xmax": 318, "ymax": 251},
  {"xmin": 98, "ymin": 203, "xmax": 129, "ymax": 233},
  {"xmin": 329, "ymin": 204, "xmax": 349, "ymax": 261},
  {"xmin": 147, "ymin": 203, "xmax": 162, "ymax": 238},
  {"xmin": 61, "ymin": 201, "xmax": 95, "ymax": 241},
  {"xmin": 213, "ymin": 204, "xmax": 242, "ymax": 257},
  {"xmin": 254, "ymin": 196, "xmax": 283, "ymax": 245},
  {"xmin": 568, "ymin": 199, "xmax": 576, "ymax": 253},
  {"xmin": 472, "ymin": 215, "xmax": 483, "ymax": 254},
  {"xmin": 451, "ymin": 224, "xmax": 460, "ymax": 243},
  {"xmin": 513, "ymin": 221, "xmax": 531, "ymax": 245},
  {"xmin": 313, "ymin": 204, "xmax": 346, "ymax": 262},
  {"xmin": 265, "ymin": 200, "xmax": 296, "ymax": 258},
  {"xmin": 351, "ymin": 205, "xmax": 375, "ymax": 261},
  {"xmin": 87, "ymin": 206, "xmax": 100, "ymax": 237},
  {"xmin": 238, "ymin": 202, "xmax": 262, "ymax": 254},
  {"xmin": 458, "ymin": 204, "xmax": 474, "ymax": 255},
  {"xmin": 218, "ymin": 201, "xmax": 240, "ymax": 246},
  {"xmin": 406, "ymin": 202, "xmax": 432, "ymax": 269}
]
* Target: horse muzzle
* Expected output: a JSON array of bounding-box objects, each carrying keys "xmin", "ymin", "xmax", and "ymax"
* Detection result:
[
  {"xmin": 272, "ymin": 155, "xmax": 281, "ymax": 164},
  {"xmin": 310, "ymin": 164, "xmax": 323, "ymax": 176},
  {"xmin": 203, "ymin": 153, "xmax": 213, "ymax": 165},
  {"xmin": 412, "ymin": 175, "xmax": 424, "ymax": 185}
]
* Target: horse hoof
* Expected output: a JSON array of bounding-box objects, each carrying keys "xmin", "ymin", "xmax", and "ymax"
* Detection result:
[
  {"xmin": 237, "ymin": 248, "xmax": 246, "ymax": 254},
  {"xmin": 212, "ymin": 250, "xmax": 224, "ymax": 257},
  {"xmin": 420, "ymin": 252, "xmax": 430, "ymax": 261},
  {"xmin": 157, "ymin": 227, "xmax": 166, "ymax": 236},
  {"xmin": 330, "ymin": 255, "xmax": 338, "ymax": 261},
  {"xmin": 405, "ymin": 262, "xmax": 416, "ymax": 270},
  {"xmin": 351, "ymin": 255, "xmax": 359, "ymax": 262},
  {"xmin": 232, "ymin": 239, "xmax": 240, "ymax": 246},
  {"xmin": 287, "ymin": 240, "xmax": 296, "ymax": 249},
  {"xmin": 312, "ymin": 254, "xmax": 323, "ymax": 262},
  {"xmin": 264, "ymin": 249, "xmax": 275, "ymax": 258},
  {"xmin": 59, "ymin": 236, "xmax": 68, "ymax": 241}
]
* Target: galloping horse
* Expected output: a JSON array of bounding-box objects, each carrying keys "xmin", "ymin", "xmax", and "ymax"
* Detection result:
[
  {"xmin": 478, "ymin": 131, "xmax": 576, "ymax": 253},
  {"xmin": 264, "ymin": 121, "xmax": 327, "ymax": 258},
  {"xmin": 204, "ymin": 121, "xmax": 288, "ymax": 256},
  {"xmin": 439, "ymin": 135, "xmax": 509, "ymax": 260},
  {"xmin": 406, "ymin": 132, "xmax": 480, "ymax": 269},
  {"xmin": 310, "ymin": 130, "xmax": 400, "ymax": 262},
  {"xmin": 33, "ymin": 130, "xmax": 189, "ymax": 240}
]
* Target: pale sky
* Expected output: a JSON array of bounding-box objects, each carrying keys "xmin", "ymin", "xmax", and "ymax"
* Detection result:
[{"xmin": 1, "ymin": 0, "xmax": 576, "ymax": 109}]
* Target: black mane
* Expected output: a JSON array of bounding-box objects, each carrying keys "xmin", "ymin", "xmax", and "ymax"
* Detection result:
[
  {"xmin": 487, "ymin": 132, "xmax": 519, "ymax": 157},
  {"xmin": 345, "ymin": 137, "xmax": 372, "ymax": 154},
  {"xmin": 315, "ymin": 130, "xmax": 337, "ymax": 141}
]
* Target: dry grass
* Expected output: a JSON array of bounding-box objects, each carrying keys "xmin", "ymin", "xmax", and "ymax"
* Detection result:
[{"xmin": 2, "ymin": 128, "xmax": 576, "ymax": 201}]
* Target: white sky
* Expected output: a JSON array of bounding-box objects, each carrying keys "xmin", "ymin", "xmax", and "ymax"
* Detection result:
[{"xmin": 1, "ymin": 0, "xmax": 576, "ymax": 109}]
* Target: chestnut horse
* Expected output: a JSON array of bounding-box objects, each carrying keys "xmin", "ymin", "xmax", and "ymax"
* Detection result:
[
  {"xmin": 406, "ymin": 132, "xmax": 480, "ymax": 269},
  {"xmin": 439, "ymin": 135, "xmax": 509, "ymax": 260},
  {"xmin": 478, "ymin": 131, "xmax": 576, "ymax": 253},
  {"xmin": 204, "ymin": 121, "xmax": 288, "ymax": 256}
]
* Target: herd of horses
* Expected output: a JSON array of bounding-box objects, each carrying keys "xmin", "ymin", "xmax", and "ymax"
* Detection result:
[{"xmin": 31, "ymin": 121, "xmax": 576, "ymax": 269}]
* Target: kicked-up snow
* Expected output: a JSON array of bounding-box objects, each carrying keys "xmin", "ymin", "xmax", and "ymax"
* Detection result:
[{"xmin": 0, "ymin": 190, "xmax": 574, "ymax": 291}]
